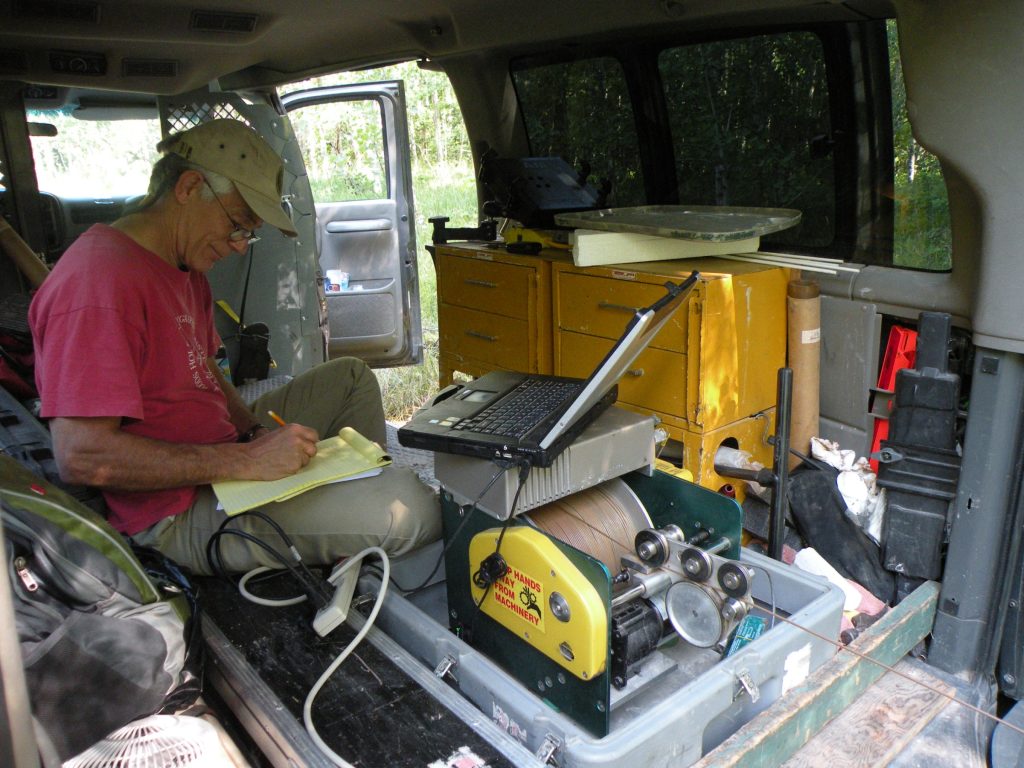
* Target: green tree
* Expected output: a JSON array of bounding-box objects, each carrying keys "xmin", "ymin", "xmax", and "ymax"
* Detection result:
[{"xmin": 888, "ymin": 20, "xmax": 952, "ymax": 270}]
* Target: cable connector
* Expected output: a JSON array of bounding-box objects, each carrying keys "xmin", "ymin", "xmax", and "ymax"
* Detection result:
[
  {"xmin": 472, "ymin": 552, "xmax": 509, "ymax": 590},
  {"xmin": 313, "ymin": 559, "xmax": 360, "ymax": 637}
]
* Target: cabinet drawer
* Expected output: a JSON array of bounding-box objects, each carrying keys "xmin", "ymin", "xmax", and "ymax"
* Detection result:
[
  {"xmin": 555, "ymin": 272, "xmax": 689, "ymax": 352},
  {"xmin": 439, "ymin": 303, "xmax": 530, "ymax": 372},
  {"xmin": 438, "ymin": 254, "xmax": 533, "ymax": 319},
  {"xmin": 557, "ymin": 330, "xmax": 687, "ymax": 419}
]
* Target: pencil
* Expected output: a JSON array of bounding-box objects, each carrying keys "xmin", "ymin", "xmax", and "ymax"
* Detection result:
[{"xmin": 267, "ymin": 410, "xmax": 287, "ymax": 427}]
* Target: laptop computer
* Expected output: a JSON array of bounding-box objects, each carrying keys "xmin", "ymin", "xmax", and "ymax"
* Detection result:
[{"xmin": 398, "ymin": 271, "xmax": 699, "ymax": 468}]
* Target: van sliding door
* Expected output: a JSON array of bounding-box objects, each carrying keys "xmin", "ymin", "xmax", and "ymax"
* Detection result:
[{"xmin": 281, "ymin": 81, "xmax": 421, "ymax": 366}]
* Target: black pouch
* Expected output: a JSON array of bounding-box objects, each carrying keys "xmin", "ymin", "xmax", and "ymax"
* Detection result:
[{"xmin": 232, "ymin": 322, "xmax": 271, "ymax": 385}]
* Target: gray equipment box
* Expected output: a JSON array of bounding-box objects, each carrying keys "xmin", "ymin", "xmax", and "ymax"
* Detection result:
[
  {"xmin": 435, "ymin": 406, "xmax": 657, "ymax": 519},
  {"xmin": 368, "ymin": 549, "xmax": 844, "ymax": 768}
]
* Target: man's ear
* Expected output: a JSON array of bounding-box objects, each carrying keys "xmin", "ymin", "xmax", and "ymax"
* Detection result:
[{"xmin": 174, "ymin": 170, "xmax": 205, "ymax": 204}]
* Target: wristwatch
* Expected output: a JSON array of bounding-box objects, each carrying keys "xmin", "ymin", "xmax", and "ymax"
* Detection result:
[{"xmin": 238, "ymin": 423, "xmax": 268, "ymax": 443}]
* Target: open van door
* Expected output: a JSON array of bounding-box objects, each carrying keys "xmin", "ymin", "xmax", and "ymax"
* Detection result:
[{"xmin": 281, "ymin": 81, "xmax": 422, "ymax": 367}]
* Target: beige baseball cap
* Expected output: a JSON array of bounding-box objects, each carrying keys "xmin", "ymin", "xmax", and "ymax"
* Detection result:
[{"xmin": 163, "ymin": 119, "xmax": 297, "ymax": 237}]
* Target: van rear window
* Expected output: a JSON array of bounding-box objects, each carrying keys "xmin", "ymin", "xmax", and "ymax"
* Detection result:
[
  {"xmin": 511, "ymin": 35, "xmax": 833, "ymax": 249},
  {"xmin": 659, "ymin": 32, "xmax": 834, "ymax": 248},
  {"xmin": 510, "ymin": 23, "xmax": 950, "ymax": 268},
  {"xmin": 512, "ymin": 57, "xmax": 645, "ymax": 208}
]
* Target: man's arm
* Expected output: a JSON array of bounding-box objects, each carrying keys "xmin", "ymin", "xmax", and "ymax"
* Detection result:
[
  {"xmin": 50, "ymin": 416, "xmax": 318, "ymax": 491},
  {"xmin": 205, "ymin": 357, "xmax": 268, "ymax": 438}
]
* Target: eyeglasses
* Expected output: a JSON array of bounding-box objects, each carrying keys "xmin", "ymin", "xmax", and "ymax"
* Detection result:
[{"xmin": 203, "ymin": 178, "xmax": 261, "ymax": 246}]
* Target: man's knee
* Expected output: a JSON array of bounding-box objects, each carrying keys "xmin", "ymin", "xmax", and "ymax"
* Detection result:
[
  {"xmin": 322, "ymin": 356, "xmax": 375, "ymax": 384},
  {"xmin": 316, "ymin": 357, "xmax": 381, "ymax": 407},
  {"xmin": 381, "ymin": 468, "xmax": 442, "ymax": 556}
]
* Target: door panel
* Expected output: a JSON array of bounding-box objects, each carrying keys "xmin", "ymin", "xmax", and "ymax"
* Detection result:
[{"xmin": 282, "ymin": 82, "xmax": 421, "ymax": 367}]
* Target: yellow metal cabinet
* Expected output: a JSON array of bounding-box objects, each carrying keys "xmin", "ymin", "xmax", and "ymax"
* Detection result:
[
  {"xmin": 434, "ymin": 244, "xmax": 566, "ymax": 384},
  {"xmin": 553, "ymin": 259, "xmax": 792, "ymax": 487},
  {"xmin": 433, "ymin": 244, "xmax": 790, "ymax": 492},
  {"xmin": 676, "ymin": 412, "xmax": 777, "ymax": 494}
]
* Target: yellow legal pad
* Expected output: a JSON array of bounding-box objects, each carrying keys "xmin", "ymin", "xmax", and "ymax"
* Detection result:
[{"xmin": 212, "ymin": 427, "xmax": 392, "ymax": 516}]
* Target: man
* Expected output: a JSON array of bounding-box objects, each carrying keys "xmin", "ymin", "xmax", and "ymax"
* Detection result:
[{"xmin": 29, "ymin": 119, "xmax": 440, "ymax": 574}]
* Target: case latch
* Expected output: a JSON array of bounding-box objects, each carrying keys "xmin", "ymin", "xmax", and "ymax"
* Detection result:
[
  {"xmin": 535, "ymin": 733, "xmax": 562, "ymax": 765},
  {"xmin": 433, "ymin": 654, "xmax": 458, "ymax": 682}
]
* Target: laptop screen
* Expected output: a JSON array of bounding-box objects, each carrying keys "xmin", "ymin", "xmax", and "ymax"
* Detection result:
[{"xmin": 539, "ymin": 271, "xmax": 699, "ymax": 450}]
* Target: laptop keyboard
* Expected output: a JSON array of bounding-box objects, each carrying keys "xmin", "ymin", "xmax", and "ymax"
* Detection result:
[{"xmin": 453, "ymin": 378, "xmax": 582, "ymax": 438}]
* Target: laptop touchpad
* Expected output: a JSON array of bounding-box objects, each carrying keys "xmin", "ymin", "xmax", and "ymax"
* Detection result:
[{"xmin": 460, "ymin": 389, "xmax": 498, "ymax": 403}]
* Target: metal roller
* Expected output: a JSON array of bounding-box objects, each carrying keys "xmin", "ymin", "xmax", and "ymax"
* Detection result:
[{"xmin": 525, "ymin": 478, "xmax": 652, "ymax": 573}]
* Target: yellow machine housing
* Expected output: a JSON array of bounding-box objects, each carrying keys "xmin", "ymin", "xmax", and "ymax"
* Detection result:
[
  {"xmin": 468, "ymin": 526, "xmax": 608, "ymax": 681},
  {"xmin": 501, "ymin": 226, "xmax": 572, "ymax": 250}
]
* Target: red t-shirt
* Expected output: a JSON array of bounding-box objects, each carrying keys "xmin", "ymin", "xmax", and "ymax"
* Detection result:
[{"xmin": 29, "ymin": 224, "xmax": 237, "ymax": 534}]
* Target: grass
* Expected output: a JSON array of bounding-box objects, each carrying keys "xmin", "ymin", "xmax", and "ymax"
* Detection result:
[
  {"xmin": 374, "ymin": 162, "xmax": 476, "ymax": 421},
  {"xmin": 375, "ymin": 332, "xmax": 441, "ymax": 421}
]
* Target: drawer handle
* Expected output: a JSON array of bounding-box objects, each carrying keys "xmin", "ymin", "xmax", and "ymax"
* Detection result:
[
  {"xmin": 626, "ymin": 368, "xmax": 645, "ymax": 377},
  {"xmin": 466, "ymin": 330, "xmax": 498, "ymax": 342},
  {"xmin": 464, "ymin": 278, "xmax": 499, "ymax": 289},
  {"xmin": 598, "ymin": 300, "xmax": 640, "ymax": 314}
]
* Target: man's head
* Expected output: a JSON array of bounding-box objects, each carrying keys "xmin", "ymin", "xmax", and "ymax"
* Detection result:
[
  {"xmin": 130, "ymin": 119, "xmax": 296, "ymax": 272},
  {"xmin": 158, "ymin": 120, "xmax": 297, "ymax": 237}
]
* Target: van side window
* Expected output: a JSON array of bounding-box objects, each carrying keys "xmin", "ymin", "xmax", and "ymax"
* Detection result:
[
  {"xmin": 888, "ymin": 20, "xmax": 952, "ymax": 271},
  {"xmin": 659, "ymin": 32, "xmax": 834, "ymax": 249},
  {"xmin": 512, "ymin": 58, "xmax": 645, "ymax": 207}
]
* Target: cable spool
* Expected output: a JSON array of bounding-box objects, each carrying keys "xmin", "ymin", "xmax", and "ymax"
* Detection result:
[{"xmin": 525, "ymin": 478, "xmax": 653, "ymax": 573}]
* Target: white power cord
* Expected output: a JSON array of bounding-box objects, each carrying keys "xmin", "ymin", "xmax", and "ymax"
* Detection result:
[
  {"xmin": 302, "ymin": 546, "xmax": 390, "ymax": 768},
  {"xmin": 238, "ymin": 566, "xmax": 308, "ymax": 607}
]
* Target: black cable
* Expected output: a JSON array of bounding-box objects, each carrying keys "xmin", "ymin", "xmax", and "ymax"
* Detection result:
[
  {"xmin": 362, "ymin": 456, "xmax": 532, "ymax": 641},
  {"xmin": 467, "ymin": 459, "xmax": 532, "ymax": 630},
  {"xmin": 237, "ymin": 241, "xmax": 256, "ymax": 329},
  {"xmin": 237, "ymin": 508, "xmax": 291, "ymax": 541},
  {"xmin": 214, "ymin": 510, "xmax": 330, "ymax": 603},
  {"xmin": 390, "ymin": 457, "xmax": 521, "ymax": 596},
  {"xmin": 786, "ymin": 445, "xmax": 833, "ymax": 474},
  {"xmin": 204, "ymin": 513, "xmax": 330, "ymax": 608},
  {"xmin": 207, "ymin": 528, "xmax": 297, "ymax": 576},
  {"xmin": 236, "ymin": 509, "xmax": 331, "ymax": 603},
  {"xmin": 206, "ymin": 511, "xmax": 262, "ymax": 577},
  {"xmin": 208, "ymin": 529, "xmax": 328, "ymax": 609},
  {"xmin": 473, "ymin": 583, "xmax": 494, "ymax": 614},
  {"xmin": 494, "ymin": 460, "xmax": 531, "ymax": 552}
]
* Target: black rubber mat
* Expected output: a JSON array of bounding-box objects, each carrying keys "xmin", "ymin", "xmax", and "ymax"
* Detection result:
[{"xmin": 199, "ymin": 575, "xmax": 517, "ymax": 768}]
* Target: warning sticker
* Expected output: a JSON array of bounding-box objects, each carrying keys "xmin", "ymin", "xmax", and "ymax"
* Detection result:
[
  {"xmin": 492, "ymin": 702, "xmax": 529, "ymax": 743},
  {"xmin": 491, "ymin": 566, "xmax": 545, "ymax": 631},
  {"xmin": 428, "ymin": 746, "xmax": 490, "ymax": 768}
]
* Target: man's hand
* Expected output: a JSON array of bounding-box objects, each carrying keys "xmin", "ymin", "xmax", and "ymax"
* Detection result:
[{"xmin": 238, "ymin": 423, "xmax": 319, "ymax": 481}]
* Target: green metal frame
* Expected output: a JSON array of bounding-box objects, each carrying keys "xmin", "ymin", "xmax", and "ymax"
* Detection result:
[{"xmin": 442, "ymin": 469, "xmax": 743, "ymax": 737}]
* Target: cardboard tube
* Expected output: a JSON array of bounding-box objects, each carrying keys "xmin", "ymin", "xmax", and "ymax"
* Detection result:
[
  {"xmin": 787, "ymin": 280, "xmax": 820, "ymax": 468},
  {"xmin": 0, "ymin": 218, "xmax": 49, "ymax": 288}
]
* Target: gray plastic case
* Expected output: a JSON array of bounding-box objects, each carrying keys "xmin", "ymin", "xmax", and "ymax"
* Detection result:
[{"xmin": 367, "ymin": 549, "xmax": 844, "ymax": 768}]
